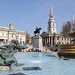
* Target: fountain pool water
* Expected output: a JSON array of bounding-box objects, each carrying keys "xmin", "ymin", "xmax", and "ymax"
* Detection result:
[{"xmin": 0, "ymin": 52, "xmax": 75, "ymax": 75}]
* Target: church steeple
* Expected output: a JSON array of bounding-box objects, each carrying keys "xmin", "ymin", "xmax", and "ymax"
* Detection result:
[
  {"xmin": 48, "ymin": 4, "xmax": 56, "ymax": 33},
  {"xmin": 50, "ymin": 4, "xmax": 54, "ymax": 20}
]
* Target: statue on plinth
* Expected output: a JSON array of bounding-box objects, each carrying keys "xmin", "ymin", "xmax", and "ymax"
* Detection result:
[{"xmin": 34, "ymin": 27, "xmax": 42, "ymax": 36}]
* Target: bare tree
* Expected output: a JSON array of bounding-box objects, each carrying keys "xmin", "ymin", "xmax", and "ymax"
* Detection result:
[
  {"xmin": 26, "ymin": 31, "xmax": 30, "ymax": 44},
  {"xmin": 71, "ymin": 19, "xmax": 75, "ymax": 32},
  {"xmin": 61, "ymin": 21, "xmax": 71, "ymax": 34}
]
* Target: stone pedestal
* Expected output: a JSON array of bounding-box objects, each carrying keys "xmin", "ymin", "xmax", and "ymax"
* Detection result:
[{"xmin": 31, "ymin": 35, "xmax": 43, "ymax": 51}]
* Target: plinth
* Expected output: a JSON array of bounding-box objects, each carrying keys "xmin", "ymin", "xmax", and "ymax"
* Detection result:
[{"xmin": 31, "ymin": 35, "xmax": 43, "ymax": 51}]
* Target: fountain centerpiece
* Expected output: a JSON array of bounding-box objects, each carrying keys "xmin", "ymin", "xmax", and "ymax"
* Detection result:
[
  {"xmin": 0, "ymin": 40, "xmax": 28, "ymax": 70},
  {"xmin": 58, "ymin": 32, "xmax": 75, "ymax": 59}
]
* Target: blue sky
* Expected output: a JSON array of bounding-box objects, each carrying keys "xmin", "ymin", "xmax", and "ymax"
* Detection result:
[{"xmin": 0, "ymin": 0, "xmax": 75, "ymax": 36}]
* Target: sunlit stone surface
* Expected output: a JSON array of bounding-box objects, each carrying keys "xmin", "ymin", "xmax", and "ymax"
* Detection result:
[{"xmin": 0, "ymin": 66, "xmax": 10, "ymax": 71}]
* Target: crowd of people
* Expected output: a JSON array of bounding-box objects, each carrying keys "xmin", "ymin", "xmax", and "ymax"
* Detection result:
[
  {"xmin": 20, "ymin": 48, "xmax": 41, "ymax": 52},
  {"xmin": 27, "ymin": 48, "xmax": 41, "ymax": 52}
]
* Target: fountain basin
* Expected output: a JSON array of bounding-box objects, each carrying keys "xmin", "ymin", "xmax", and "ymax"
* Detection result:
[
  {"xmin": 58, "ymin": 32, "xmax": 75, "ymax": 59},
  {"xmin": 58, "ymin": 44, "xmax": 75, "ymax": 59}
]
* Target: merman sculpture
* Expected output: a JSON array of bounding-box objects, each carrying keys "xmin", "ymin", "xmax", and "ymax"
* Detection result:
[{"xmin": 0, "ymin": 40, "xmax": 27, "ymax": 66}]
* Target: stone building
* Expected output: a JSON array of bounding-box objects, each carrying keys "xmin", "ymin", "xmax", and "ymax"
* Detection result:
[
  {"xmin": 41, "ymin": 5, "xmax": 71, "ymax": 46},
  {"xmin": 0, "ymin": 23, "xmax": 26, "ymax": 45}
]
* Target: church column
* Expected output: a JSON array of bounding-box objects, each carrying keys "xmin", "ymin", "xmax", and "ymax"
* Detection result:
[
  {"xmin": 48, "ymin": 37, "xmax": 49, "ymax": 44},
  {"xmin": 45, "ymin": 37, "xmax": 46, "ymax": 45},
  {"xmin": 46, "ymin": 37, "xmax": 47, "ymax": 45},
  {"xmin": 47, "ymin": 37, "xmax": 48, "ymax": 44},
  {"xmin": 42, "ymin": 37, "xmax": 43, "ymax": 45},
  {"xmin": 51, "ymin": 36, "xmax": 53, "ymax": 45},
  {"xmin": 55, "ymin": 36, "xmax": 57, "ymax": 45},
  {"xmin": 50, "ymin": 36, "xmax": 52, "ymax": 45},
  {"xmin": 43, "ymin": 37, "xmax": 45, "ymax": 45},
  {"xmin": 50, "ymin": 36, "xmax": 51, "ymax": 45},
  {"xmin": 44, "ymin": 37, "xmax": 45, "ymax": 45},
  {"xmin": 49, "ymin": 36, "xmax": 50, "ymax": 44}
]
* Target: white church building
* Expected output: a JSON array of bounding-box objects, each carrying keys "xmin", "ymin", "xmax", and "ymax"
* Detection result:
[{"xmin": 41, "ymin": 5, "xmax": 71, "ymax": 46}]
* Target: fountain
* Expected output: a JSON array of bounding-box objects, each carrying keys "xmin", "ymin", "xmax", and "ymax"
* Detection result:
[
  {"xmin": 57, "ymin": 32, "xmax": 75, "ymax": 59},
  {"xmin": 0, "ymin": 44, "xmax": 27, "ymax": 70}
]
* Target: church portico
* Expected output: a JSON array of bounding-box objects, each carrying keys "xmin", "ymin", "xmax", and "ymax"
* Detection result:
[{"xmin": 41, "ymin": 33, "xmax": 56, "ymax": 46}]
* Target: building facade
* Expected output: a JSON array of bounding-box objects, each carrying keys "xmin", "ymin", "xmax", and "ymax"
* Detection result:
[
  {"xmin": 41, "ymin": 5, "xmax": 71, "ymax": 46},
  {"xmin": 0, "ymin": 23, "xmax": 26, "ymax": 45}
]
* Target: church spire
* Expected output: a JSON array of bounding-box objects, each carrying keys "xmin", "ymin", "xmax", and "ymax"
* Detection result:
[
  {"xmin": 50, "ymin": 4, "xmax": 54, "ymax": 19},
  {"xmin": 48, "ymin": 4, "xmax": 56, "ymax": 33}
]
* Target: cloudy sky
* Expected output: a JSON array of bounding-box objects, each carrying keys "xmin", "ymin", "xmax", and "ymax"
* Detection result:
[{"xmin": 0, "ymin": 0, "xmax": 75, "ymax": 36}]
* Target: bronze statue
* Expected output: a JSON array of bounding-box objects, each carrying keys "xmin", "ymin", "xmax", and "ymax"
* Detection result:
[
  {"xmin": 0, "ymin": 44, "xmax": 27, "ymax": 66},
  {"xmin": 34, "ymin": 27, "xmax": 42, "ymax": 36}
]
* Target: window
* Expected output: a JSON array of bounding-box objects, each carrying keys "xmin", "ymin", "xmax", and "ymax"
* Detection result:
[
  {"xmin": 49, "ymin": 29, "xmax": 50, "ymax": 31},
  {"xmin": 67, "ymin": 42, "xmax": 69, "ymax": 44},
  {"xmin": 23, "ymin": 41, "xmax": 25, "ymax": 44},
  {"xmin": 16, "ymin": 38, "xmax": 18, "ymax": 39},
  {"xmin": 59, "ymin": 42, "xmax": 60, "ymax": 44},
  {"xmin": 62, "ymin": 42, "xmax": 63, "ymax": 44},
  {"xmin": 67, "ymin": 38, "xmax": 69, "ymax": 41},
  {"xmin": 62, "ymin": 38, "xmax": 63, "ymax": 40},
  {"xmin": 20, "ymin": 41, "xmax": 22, "ymax": 44},
  {"xmin": 12, "ymin": 34, "xmax": 13, "ymax": 37},
  {"xmin": 57, "ymin": 36, "xmax": 59, "ymax": 40}
]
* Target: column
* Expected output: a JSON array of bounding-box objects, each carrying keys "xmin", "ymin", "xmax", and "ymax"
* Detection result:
[
  {"xmin": 50, "ymin": 36, "xmax": 51, "ymax": 44},
  {"xmin": 46, "ymin": 37, "xmax": 47, "ymax": 45},
  {"xmin": 45, "ymin": 37, "xmax": 46, "ymax": 45},
  {"xmin": 54, "ymin": 36, "xmax": 57, "ymax": 45},
  {"xmin": 48, "ymin": 36, "xmax": 50, "ymax": 44},
  {"xmin": 48, "ymin": 37, "xmax": 49, "ymax": 44},
  {"xmin": 42, "ymin": 37, "xmax": 44, "ymax": 45},
  {"xmin": 51, "ymin": 36, "xmax": 53, "ymax": 45},
  {"xmin": 47, "ymin": 37, "xmax": 48, "ymax": 44}
]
